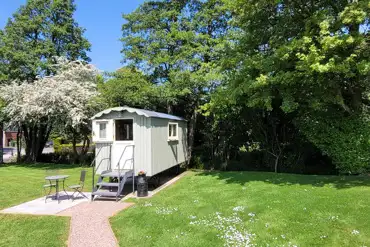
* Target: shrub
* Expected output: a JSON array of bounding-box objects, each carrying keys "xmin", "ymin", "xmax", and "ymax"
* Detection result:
[
  {"xmin": 298, "ymin": 112, "xmax": 370, "ymax": 174},
  {"xmin": 37, "ymin": 152, "xmax": 95, "ymax": 165}
]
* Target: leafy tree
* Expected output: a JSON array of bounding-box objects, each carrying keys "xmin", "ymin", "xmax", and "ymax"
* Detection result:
[
  {"xmin": 0, "ymin": 58, "xmax": 98, "ymax": 162},
  {"xmin": 98, "ymin": 68, "xmax": 156, "ymax": 109},
  {"xmin": 223, "ymin": 0, "xmax": 370, "ymax": 173},
  {"xmin": 0, "ymin": 0, "xmax": 91, "ymax": 162},
  {"xmin": 0, "ymin": 0, "xmax": 90, "ymax": 82},
  {"xmin": 121, "ymin": 0, "xmax": 231, "ymax": 163}
]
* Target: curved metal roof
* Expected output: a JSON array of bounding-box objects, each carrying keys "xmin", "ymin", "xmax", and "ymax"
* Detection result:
[{"xmin": 91, "ymin": 106, "xmax": 186, "ymax": 121}]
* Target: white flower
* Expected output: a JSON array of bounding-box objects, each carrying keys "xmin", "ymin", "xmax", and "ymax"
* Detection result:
[
  {"xmin": 155, "ymin": 206, "xmax": 179, "ymax": 215},
  {"xmin": 189, "ymin": 212, "xmax": 254, "ymax": 246},
  {"xmin": 351, "ymin": 230, "xmax": 360, "ymax": 235},
  {"xmin": 233, "ymin": 206, "xmax": 245, "ymax": 212},
  {"xmin": 0, "ymin": 58, "xmax": 98, "ymax": 129},
  {"xmin": 248, "ymin": 212, "xmax": 256, "ymax": 217}
]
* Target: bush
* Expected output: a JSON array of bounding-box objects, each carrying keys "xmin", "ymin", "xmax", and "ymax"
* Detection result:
[
  {"xmin": 52, "ymin": 136, "xmax": 94, "ymax": 153},
  {"xmin": 298, "ymin": 112, "xmax": 370, "ymax": 175},
  {"xmin": 37, "ymin": 152, "xmax": 95, "ymax": 165}
]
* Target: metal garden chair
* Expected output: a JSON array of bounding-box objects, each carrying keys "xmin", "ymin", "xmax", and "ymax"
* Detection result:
[
  {"xmin": 68, "ymin": 170, "xmax": 88, "ymax": 201},
  {"xmin": 43, "ymin": 169, "xmax": 58, "ymax": 203}
]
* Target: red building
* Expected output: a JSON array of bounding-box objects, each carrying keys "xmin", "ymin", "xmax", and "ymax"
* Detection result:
[{"xmin": 2, "ymin": 129, "xmax": 18, "ymax": 147}]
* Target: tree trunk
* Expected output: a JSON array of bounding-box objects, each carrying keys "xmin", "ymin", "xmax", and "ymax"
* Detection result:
[
  {"xmin": 187, "ymin": 107, "xmax": 198, "ymax": 166},
  {"xmin": 274, "ymin": 155, "xmax": 279, "ymax": 173},
  {"xmin": 72, "ymin": 131, "xmax": 78, "ymax": 164},
  {"xmin": 81, "ymin": 134, "xmax": 90, "ymax": 156},
  {"xmin": 16, "ymin": 128, "xmax": 21, "ymax": 163},
  {"xmin": 23, "ymin": 123, "xmax": 52, "ymax": 162},
  {"xmin": 167, "ymin": 103, "xmax": 173, "ymax": 114},
  {"xmin": 0, "ymin": 122, "xmax": 3, "ymax": 164},
  {"xmin": 23, "ymin": 125, "xmax": 31, "ymax": 159}
]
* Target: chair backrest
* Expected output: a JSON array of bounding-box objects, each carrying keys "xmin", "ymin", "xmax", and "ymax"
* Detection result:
[{"xmin": 80, "ymin": 170, "xmax": 87, "ymax": 184}]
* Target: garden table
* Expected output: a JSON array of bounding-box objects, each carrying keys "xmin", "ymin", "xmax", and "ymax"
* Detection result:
[{"xmin": 45, "ymin": 175, "xmax": 70, "ymax": 203}]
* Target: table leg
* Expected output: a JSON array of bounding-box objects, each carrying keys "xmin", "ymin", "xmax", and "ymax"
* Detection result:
[{"xmin": 56, "ymin": 180, "xmax": 60, "ymax": 204}]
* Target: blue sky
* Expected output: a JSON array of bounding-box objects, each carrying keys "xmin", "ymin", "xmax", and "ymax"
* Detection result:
[{"xmin": 0, "ymin": 0, "xmax": 145, "ymax": 72}]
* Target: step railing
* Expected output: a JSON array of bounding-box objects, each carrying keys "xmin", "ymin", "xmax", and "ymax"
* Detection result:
[
  {"xmin": 116, "ymin": 144, "xmax": 135, "ymax": 196},
  {"xmin": 91, "ymin": 144, "xmax": 112, "ymax": 193}
]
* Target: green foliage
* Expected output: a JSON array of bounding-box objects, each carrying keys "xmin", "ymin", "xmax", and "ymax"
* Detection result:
[
  {"xmin": 219, "ymin": 0, "xmax": 370, "ymax": 173},
  {"xmin": 226, "ymin": 0, "xmax": 369, "ymax": 114},
  {"xmin": 0, "ymin": 0, "xmax": 91, "ymax": 162},
  {"xmin": 297, "ymin": 112, "xmax": 370, "ymax": 174},
  {"xmin": 121, "ymin": 0, "xmax": 232, "ymax": 163},
  {"xmin": 0, "ymin": 0, "xmax": 90, "ymax": 82},
  {"xmin": 98, "ymin": 68, "xmax": 157, "ymax": 109},
  {"xmin": 52, "ymin": 137, "xmax": 63, "ymax": 153}
]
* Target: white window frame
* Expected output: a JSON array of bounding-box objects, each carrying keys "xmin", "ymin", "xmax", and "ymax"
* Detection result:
[
  {"xmin": 168, "ymin": 122, "xmax": 178, "ymax": 141},
  {"xmin": 97, "ymin": 121, "xmax": 108, "ymax": 140},
  {"xmin": 114, "ymin": 118, "xmax": 134, "ymax": 143}
]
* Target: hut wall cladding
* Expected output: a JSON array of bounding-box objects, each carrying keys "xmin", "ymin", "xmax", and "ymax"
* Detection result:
[
  {"xmin": 94, "ymin": 110, "xmax": 153, "ymax": 175},
  {"xmin": 151, "ymin": 118, "xmax": 187, "ymax": 175},
  {"xmin": 133, "ymin": 113, "xmax": 152, "ymax": 176}
]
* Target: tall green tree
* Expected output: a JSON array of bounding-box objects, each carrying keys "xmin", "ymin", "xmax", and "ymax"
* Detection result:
[
  {"xmin": 0, "ymin": 0, "xmax": 91, "ymax": 162},
  {"xmin": 0, "ymin": 0, "xmax": 90, "ymax": 82},
  {"xmin": 121, "ymin": 0, "xmax": 231, "ymax": 163},
  {"xmin": 223, "ymin": 0, "xmax": 370, "ymax": 173},
  {"xmin": 98, "ymin": 68, "xmax": 156, "ymax": 109}
]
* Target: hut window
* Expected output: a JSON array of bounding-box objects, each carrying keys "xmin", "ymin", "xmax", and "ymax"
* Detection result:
[
  {"xmin": 168, "ymin": 123, "xmax": 178, "ymax": 140},
  {"xmin": 115, "ymin": 119, "xmax": 133, "ymax": 141},
  {"xmin": 98, "ymin": 122, "xmax": 107, "ymax": 139}
]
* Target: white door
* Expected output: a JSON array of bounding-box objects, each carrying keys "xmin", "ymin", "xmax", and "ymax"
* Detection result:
[{"xmin": 112, "ymin": 119, "xmax": 134, "ymax": 171}]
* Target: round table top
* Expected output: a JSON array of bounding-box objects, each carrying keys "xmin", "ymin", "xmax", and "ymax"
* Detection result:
[{"xmin": 45, "ymin": 175, "xmax": 69, "ymax": 180}]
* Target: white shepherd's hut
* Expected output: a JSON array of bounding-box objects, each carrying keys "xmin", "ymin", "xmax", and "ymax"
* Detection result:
[{"xmin": 90, "ymin": 106, "xmax": 187, "ymax": 200}]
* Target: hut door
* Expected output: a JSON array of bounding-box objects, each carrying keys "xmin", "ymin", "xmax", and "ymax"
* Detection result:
[{"xmin": 112, "ymin": 119, "xmax": 134, "ymax": 171}]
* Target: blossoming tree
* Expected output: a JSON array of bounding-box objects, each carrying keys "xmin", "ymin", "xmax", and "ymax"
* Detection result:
[{"xmin": 0, "ymin": 58, "xmax": 98, "ymax": 162}]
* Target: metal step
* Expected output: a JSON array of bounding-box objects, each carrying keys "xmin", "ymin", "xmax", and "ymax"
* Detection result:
[
  {"xmin": 91, "ymin": 191, "xmax": 118, "ymax": 197},
  {"xmin": 100, "ymin": 169, "xmax": 133, "ymax": 178},
  {"xmin": 96, "ymin": 182, "xmax": 119, "ymax": 187}
]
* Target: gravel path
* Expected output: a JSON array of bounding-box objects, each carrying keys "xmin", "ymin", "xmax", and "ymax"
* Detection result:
[{"xmin": 58, "ymin": 201, "xmax": 134, "ymax": 247}]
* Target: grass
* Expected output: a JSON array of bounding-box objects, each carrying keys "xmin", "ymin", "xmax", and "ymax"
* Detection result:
[
  {"xmin": 0, "ymin": 163, "xmax": 93, "ymax": 210},
  {"xmin": 0, "ymin": 214, "xmax": 69, "ymax": 247},
  {"xmin": 0, "ymin": 163, "xmax": 93, "ymax": 247},
  {"xmin": 111, "ymin": 171, "xmax": 370, "ymax": 247}
]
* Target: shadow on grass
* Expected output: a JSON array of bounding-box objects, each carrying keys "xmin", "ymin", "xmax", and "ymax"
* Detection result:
[
  {"xmin": 195, "ymin": 170, "xmax": 370, "ymax": 189},
  {"xmin": 1, "ymin": 162, "xmax": 89, "ymax": 170}
]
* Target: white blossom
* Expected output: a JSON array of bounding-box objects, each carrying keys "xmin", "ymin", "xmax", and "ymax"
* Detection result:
[{"xmin": 0, "ymin": 57, "xmax": 99, "ymax": 128}]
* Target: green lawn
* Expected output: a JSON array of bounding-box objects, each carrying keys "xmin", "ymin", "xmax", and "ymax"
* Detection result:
[
  {"xmin": 0, "ymin": 163, "xmax": 93, "ymax": 247},
  {"xmin": 0, "ymin": 214, "xmax": 69, "ymax": 247},
  {"xmin": 111, "ymin": 171, "xmax": 370, "ymax": 247},
  {"xmin": 0, "ymin": 163, "xmax": 93, "ymax": 210}
]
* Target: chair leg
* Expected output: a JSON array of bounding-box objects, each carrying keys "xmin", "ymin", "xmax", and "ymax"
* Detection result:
[
  {"xmin": 44, "ymin": 186, "xmax": 53, "ymax": 203},
  {"xmin": 62, "ymin": 180, "xmax": 70, "ymax": 200},
  {"xmin": 75, "ymin": 189, "xmax": 88, "ymax": 199},
  {"xmin": 71, "ymin": 190, "xmax": 77, "ymax": 202},
  {"xmin": 44, "ymin": 187, "xmax": 47, "ymax": 203}
]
